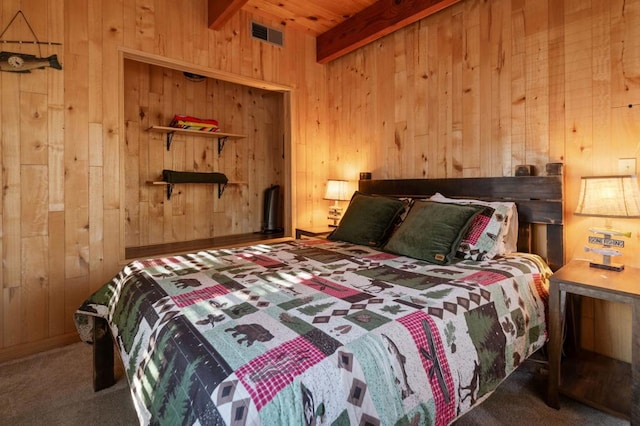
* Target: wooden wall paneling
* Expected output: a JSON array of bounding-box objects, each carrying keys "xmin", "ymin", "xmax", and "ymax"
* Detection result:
[
  {"xmin": 88, "ymin": 170, "xmax": 104, "ymax": 293},
  {"xmin": 138, "ymin": 63, "xmax": 151, "ymax": 217},
  {"xmin": 594, "ymin": 299, "xmax": 632, "ymax": 363},
  {"xmin": 21, "ymin": 235, "xmax": 48, "ymax": 343},
  {"xmin": 548, "ymin": 0, "xmax": 566, "ymax": 166},
  {"xmin": 21, "ymin": 166, "xmax": 48, "ymax": 343},
  {"xmin": 491, "ymin": 0, "xmax": 514, "ymax": 177},
  {"xmin": 524, "ymin": 0, "xmax": 550, "ymax": 169},
  {"xmin": 63, "ymin": 52, "xmax": 90, "ymax": 280},
  {"xmin": 393, "ymin": 31, "xmax": 409, "ymax": 178},
  {"xmin": 2, "ymin": 72, "xmax": 21, "ymax": 291},
  {"xmin": 146, "ymin": 97, "xmax": 166, "ymax": 246},
  {"xmin": 161, "ymin": 68, "xmax": 175, "ymax": 242},
  {"xmin": 437, "ymin": 11, "xmax": 454, "ymax": 177},
  {"xmin": 611, "ymin": 0, "xmax": 640, "ymax": 107},
  {"xmin": 63, "ymin": 276, "xmax": 86, "ymax": 333},
  {"xmin": 20, "ymin": 92, "xmax": 48, "ymax": 165},
  {"xmin": 21, "ymin": 165, "xmax": 48, "ymax": 238},
  {"xmin": 182, "ymin": 79, "xmax": 197, "ymax": 241},
  {"xmin": 124, "ymin": 122, "xmax": 140, "ymax": 248},
  {"xmin": 103, "ymin": 209, "xmax": 121, "ymax": 285},
  {"xmin": 462, "ymin": 2, "xmax": 479, "ymax": 176},
  {"xmin": 426, "ymin": 21, "xmax": 440, "ymax": 178},
  {"xmin": 133, "ymin": 0, "xmax": 157, "ymax": 53},
  {"xmin": 191, "ymin": 138, "xmax": 213, "ymax": 240},
  {"xmin": 48, "ymin": 211, "xmax": 65, "ymax": 336},
  {"xmin": 413, "ymin": 22, "xmax": 429, "ymax": 178},
  {"xmin": 88, "ymin": 0, "xmax": 103, "ymax": 124},
  {"xmin": 563, "ymin": 0, "xmax": 596, "ymax": 352},
  {"xmin": 3, "ymin": 288, "xmax": 21, "ymax": 346},
  {"xmin": 592, "ymin": 0, "xmax": 613, "ymax": 171},
  {"xmin": 480, "ymin": 0, "xmax": 492, "ymax": 174},
  {"xmin": 102, "ymin": 0, "xmax": 123, "ymax": 213},
  {"xmin": 564, "ymin": 1, "xmax": 595, "ymax": 264},
  {"xmin": 48, "ymin": 106, "xmax": 65, "ymax": 212},
  {"xmin": 510, "ymin": 0, "xmax": 526, "ymax": 170}
]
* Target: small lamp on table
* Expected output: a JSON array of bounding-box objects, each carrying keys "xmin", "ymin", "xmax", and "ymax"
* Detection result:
[
  {"xmin": 324, "ymin": 179, "xmax": 350, "ymax": 227},
  {"xmin": 574, "ymin": 175, "xmax": 640, "ymax": 271}
]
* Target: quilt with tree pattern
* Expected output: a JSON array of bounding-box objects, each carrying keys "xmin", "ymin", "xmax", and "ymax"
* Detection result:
[{"xmin": 75, "ymin": 239, "xmax": 550, "ymax": 425}]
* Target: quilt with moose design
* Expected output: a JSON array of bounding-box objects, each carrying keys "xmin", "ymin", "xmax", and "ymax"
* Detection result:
[{"xmin": 74, "ymin": 239, "xmax": 551, "ymax": 425}]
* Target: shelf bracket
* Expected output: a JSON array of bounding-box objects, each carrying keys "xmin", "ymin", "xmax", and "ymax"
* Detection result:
[
  {"xmin": 166, "ymin": 183, "xmax": 174, "ymax": 200},
  {"xmin": 166, "ymin": 131, "xmax": 175, "ymax": 150},
  {"xmin": 217, "ymin": 136, "xmax": 229, "ymax": 155},
  {"xmin": 217, "ymin": 182, "xmax": 227, "ymax": 198}
]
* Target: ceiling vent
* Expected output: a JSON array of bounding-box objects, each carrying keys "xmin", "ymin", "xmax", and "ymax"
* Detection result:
[{"xmin": 251, "ymin": 22, "xmax": 284, "ymax": 47}]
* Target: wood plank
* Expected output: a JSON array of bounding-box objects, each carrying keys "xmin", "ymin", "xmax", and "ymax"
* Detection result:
[
  {"xmin": 317, "ymin": 0, "xmax": 462, "ymax": 64},
  {"xmin": 21, "ymin": 165, "xmax": 48, "ymax": 238},
  {"xmin": 21, "ymin": 235, "xmax": 48, "ymax": 343},
  {"xmin": 48, "ymin": 105, "xmax": 65, "ymax": 211},
  {"xmin": 20, "ymin": 92, "xmax": 48, "ymax": 165},
  {"xmin": 89, "ymin": 166, "xmax": 105, "ymax": 292},
  {"xmin": 48, "ymin": 211, "xmax": 65, "ymax": 337}
]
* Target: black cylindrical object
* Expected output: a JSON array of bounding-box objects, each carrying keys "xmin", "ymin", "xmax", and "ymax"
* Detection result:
[{"xmin": 262, "ymin": 185, "xmax": 283, "ymax": 233}]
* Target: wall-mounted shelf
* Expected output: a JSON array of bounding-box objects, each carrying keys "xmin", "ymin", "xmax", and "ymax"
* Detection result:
[
  {"xmin": 148, "ymin": 180, "xmax": 247, "ymax": 200},
  {"xmin": 147, "ymin": 125, "xmax": 246, "ymax": 153}
]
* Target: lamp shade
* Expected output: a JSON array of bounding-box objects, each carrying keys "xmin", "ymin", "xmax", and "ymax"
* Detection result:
[
  {"xmin": 575, "ymin": 175, "xmax": 640, "ymax": 218},
  {"xmin": 324, "ymin": 180, "xmax": 351, "ymax": 201}
]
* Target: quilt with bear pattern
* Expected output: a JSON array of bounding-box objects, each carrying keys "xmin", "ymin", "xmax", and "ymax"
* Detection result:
[{"xmin": 74, "ymin": 239, "xmax": 551, "ymax": 425}]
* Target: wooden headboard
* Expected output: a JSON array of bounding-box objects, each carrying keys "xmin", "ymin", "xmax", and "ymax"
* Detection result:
[{"xmin": 358, "ymin": 169, "xmax": 564, "ymax": 271}]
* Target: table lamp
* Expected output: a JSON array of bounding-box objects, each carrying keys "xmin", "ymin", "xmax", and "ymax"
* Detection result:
[
  {"xmin": 574, "ymin": 175, "xmax": 640, "ymax": 271},
  {"xmin": 324, "ymin": 179, "xmax": 350, "ymax": 227}
]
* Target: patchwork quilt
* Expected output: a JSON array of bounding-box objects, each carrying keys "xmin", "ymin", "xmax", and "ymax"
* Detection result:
[{"xmin": 74, "ymin": 239, "xmax": 551, "ymax": 425}]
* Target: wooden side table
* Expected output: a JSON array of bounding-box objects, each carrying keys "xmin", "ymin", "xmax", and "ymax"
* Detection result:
[
  {"xmin": 547, "ymin": 259, "xmax": 639, "ymax": 424},
  {"xmin": 295, "ymin": 226, "xmax": 334, "ymax": 239}
]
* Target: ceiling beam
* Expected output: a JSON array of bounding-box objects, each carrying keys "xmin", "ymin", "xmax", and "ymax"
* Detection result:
[
  {"xmin": 208, "ymin": 0, "xmax": 249, "ymax": 30},
  {"xmin": 316, "ymin": 0, "xmax": 461, "ymax": 64}
]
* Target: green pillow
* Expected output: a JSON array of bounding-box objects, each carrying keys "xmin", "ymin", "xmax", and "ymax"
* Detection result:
[
  {"xmin": 328, "ymin": 192, "xmax": 406, "ymax": 247},
  {"xmin": 383, "ymin": 200, "xmax": 482, "ymax": 265}
]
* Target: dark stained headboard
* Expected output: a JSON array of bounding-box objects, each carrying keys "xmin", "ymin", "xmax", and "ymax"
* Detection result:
[{"xmin": 358, "ymin": 170, "xmax": 564, "ymax": 271}]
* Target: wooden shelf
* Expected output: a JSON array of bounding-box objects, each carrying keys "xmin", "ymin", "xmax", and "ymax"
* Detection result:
[
  {"xmin": 147, "ymin": 180, "xmax": 246, "ymax": 200},
  {"xmin": 147, "ymin": 125, "xmax": 246, "ymax": 152},
  {"xmin": 560, "ymin": 350, "xmax": 631, "ymax": 420}
]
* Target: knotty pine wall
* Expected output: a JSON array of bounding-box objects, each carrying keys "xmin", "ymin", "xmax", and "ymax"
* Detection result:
[
  {"xmin": 1, "ymin": 0, "xmax": 639, "ymax": 363},
  {"xmin": 123, "ymin": 61, "xmax": 284, "ymax": 248},
  {"xmin": 320, "ymin": 0, "xmax": 640, "ymax": 362},
  {"xmin": 0, "ymin": 0, "xmax": 328, "ymax": 362}
]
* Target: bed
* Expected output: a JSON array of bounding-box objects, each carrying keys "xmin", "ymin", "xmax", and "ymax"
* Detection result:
[{"xmin": 74, "ymin": 169, "xmax": 563, "ymax": 425}]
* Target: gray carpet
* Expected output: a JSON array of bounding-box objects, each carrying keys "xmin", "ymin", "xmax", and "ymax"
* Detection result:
[{"xmin": 0, "ymin": 343, "xmax": 629, "ymax": 425}]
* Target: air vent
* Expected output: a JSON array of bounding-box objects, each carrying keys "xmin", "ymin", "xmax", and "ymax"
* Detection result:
[{"xmin": 251, "ymin": 22, "xmax": 284, "ymax": 47}]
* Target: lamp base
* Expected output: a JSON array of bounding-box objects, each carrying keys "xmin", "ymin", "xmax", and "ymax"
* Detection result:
[{"xmin": 589, "ymin": 262, "xmax": 624, "ymax": 272}]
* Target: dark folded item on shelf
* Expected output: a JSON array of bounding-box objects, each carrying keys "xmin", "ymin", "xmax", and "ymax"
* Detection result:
[{"xmin": 162, "ymin": 170, "xmax": 228, "ymax": 184}]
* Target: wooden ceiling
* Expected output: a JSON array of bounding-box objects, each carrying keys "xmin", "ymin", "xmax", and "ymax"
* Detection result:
[{"xmin": 208, "ymin": 0, "xmax": 461, "ymax": 63}]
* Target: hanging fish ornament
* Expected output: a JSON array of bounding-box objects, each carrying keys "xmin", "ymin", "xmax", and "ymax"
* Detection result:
[{"xmin": 0, "ymin": 51, "xmax": 62, "ymax": 73}]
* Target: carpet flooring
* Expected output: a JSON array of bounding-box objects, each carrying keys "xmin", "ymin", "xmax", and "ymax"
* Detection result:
[{"xmin": 0, "ymin": 342, "xmax": 629, "ymax": 425}]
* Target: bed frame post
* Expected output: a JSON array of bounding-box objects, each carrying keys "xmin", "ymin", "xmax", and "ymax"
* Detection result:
[{"xmin": 93, "ymin": 316, "xmax": 115, "ymax": 391}]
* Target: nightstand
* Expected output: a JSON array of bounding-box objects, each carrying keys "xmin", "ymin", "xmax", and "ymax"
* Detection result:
[
  {"xmin": 547, "ymin": 259, "xmax": 640, "ymax": 423},
  {"xmin": 295, "ymin": 226, "xmax": 334, "ymax": 239}
]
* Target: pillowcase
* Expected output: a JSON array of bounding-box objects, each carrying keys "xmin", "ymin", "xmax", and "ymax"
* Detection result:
[
  {"xmin": 429, "ymin": 193, "xmax": 518, "ymax": 259},
  {"xmin": 327, "ymin": 192, "xmax": 407, "ymax": 247},
  {"xmin": 383, "ymin": 200, "xmax": 482, "ymax": 265}
]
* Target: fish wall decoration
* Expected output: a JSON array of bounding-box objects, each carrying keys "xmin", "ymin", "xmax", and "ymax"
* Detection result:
[{"xmin": 0, "ymin": 51, "xmax": 62, "ymax": 73}]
